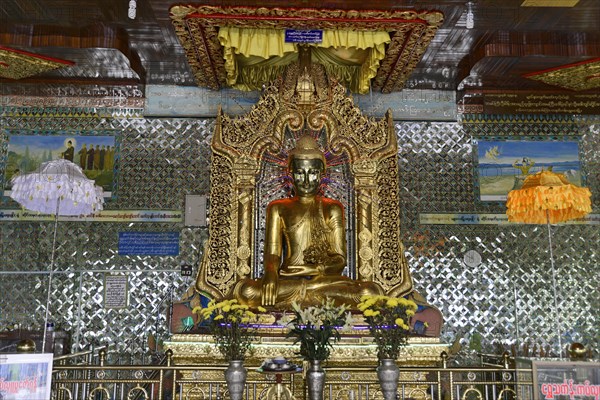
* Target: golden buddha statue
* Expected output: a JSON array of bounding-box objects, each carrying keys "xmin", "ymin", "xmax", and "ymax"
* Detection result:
[{"xmin": 232, "ymin": 136, "xmax": 384, "ymax": 309}]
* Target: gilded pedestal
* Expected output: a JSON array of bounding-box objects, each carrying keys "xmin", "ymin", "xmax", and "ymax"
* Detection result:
[
  {"xmin": 165, "ymin": 333, "xmax": 449, "ymax": 400},
  {"xmin": 165, "ymin": 334, "xmax": 448, "ymax": 367}
]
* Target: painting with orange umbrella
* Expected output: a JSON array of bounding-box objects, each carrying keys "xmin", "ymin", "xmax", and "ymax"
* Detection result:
[{"xmin": 475, "ymin": 138, "xmax": 582, "ymax": 202}]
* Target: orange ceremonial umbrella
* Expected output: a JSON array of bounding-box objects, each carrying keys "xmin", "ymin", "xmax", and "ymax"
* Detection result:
[
  {"xmin": 506, "ymin": 170, "xmax": 592, "ymax": 224},
  {"xmin": 506, "ymin": 169, "xmax": 592, "ymax": 357}
]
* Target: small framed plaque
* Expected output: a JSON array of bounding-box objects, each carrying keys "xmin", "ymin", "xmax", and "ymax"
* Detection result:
[
  {"xmin": 104, "ymin": 273, "xmax": 128, "ymax": 309},
  {"xmin": 185, "ymin": 194, "xmax": 207, "ymax": 227}
]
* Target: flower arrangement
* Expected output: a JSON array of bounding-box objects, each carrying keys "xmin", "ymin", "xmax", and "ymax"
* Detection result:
[
  {"xmin": 193, "ymin": 299, "xmax": 266, "ymax": 361},
  {"xmin": 358, "ymin": 295, "xmax": 419, "ymax": 360},
  {"xmin": 281, "ymin": 298, "xmax": 352, "ymax": 361}
]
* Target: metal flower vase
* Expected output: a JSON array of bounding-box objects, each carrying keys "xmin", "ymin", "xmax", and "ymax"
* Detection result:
[
  {"xmin": 306, "ymin": 360, "xmax": 326, "ymax": 400},
  {"xmin": 224, "ymin": 360, "xmax": 247, "ymax": 400},
  {"xmin": 376, "ymin": 358, "xmax": 399, "ymax": 400}
]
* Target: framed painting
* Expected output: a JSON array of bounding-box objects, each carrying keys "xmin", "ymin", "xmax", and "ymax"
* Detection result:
[
  {"xmin": 3, "ymin": 132, "xmax": 118, "ymax": 199},
  {"xmin": 474, "ymin": 137, "xmax": 583, "ymax": 202}
]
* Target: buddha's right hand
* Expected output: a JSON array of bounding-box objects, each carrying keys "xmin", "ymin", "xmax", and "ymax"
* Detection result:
[
  {"xmin": 262, "ymin": 271, "xmax": 278, "ymax": 306},
  {"xmin": 279, "ymin": 265, "xmax": 321, "ymax": 277}
]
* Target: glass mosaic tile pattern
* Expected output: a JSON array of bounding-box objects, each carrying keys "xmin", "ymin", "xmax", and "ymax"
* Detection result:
[{"xmin": 0, "ymin": 108, "xmax": 597, "ymax": 358}]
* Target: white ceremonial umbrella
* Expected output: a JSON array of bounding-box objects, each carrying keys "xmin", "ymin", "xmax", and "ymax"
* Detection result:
[{"xmin": 10, "ymin": 159, "xmax": 104, "ymax": 352}]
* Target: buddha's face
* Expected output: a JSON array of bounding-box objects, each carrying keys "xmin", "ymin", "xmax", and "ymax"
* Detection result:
[{"xmin": 291, "ymin": 158, "xmax": 323, "ymax": 197}]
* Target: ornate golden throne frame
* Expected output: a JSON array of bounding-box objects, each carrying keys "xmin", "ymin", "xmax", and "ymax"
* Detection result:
[{"xmin": 196, "ymin": 63, "xmax": 416, "ymax": 301}]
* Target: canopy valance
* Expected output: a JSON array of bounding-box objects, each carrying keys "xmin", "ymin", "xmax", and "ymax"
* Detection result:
[
  {"xmin": 170, "ymin": 5, "xmax": 443, "ymax": 93},
  {"xmin": 219, "ymin": 27, "xmax": 390, "ymax": 93}
]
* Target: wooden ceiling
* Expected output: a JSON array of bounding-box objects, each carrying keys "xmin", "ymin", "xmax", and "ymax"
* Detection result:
[{"xmin": 1, "ymin": 0, "xmax": 599, "ymax": 102}]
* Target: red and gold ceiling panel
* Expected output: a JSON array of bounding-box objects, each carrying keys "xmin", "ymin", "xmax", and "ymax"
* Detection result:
[
  {"xmin": 0, "ymin": 46, "xmax": 74, "ymax": 80},
  {"xmin": 170, "ymin": 5, "xmax": 443, "ymax": 93},
  {"xmin": 524, "ymin": 58, "xmax": 600, "ymax": 91}
]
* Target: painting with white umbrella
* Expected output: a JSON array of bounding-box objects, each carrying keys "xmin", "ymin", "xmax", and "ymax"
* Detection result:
[{"xmin": 3, "ymin": 133, "xmax": 116, "ymax": 198}]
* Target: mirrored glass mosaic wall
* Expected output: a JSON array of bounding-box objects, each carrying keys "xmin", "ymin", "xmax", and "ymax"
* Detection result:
[{"xmin": 0, "ymin": 107, "xmax": 598, "ymax": 360}]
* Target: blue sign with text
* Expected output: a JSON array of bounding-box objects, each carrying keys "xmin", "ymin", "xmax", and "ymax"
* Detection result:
[
  {"xmin": 118, "ymin": 231, "xmax": 179, "ymax": 256},
  {"xmin": 285, "ymin": 29, "xmax": 323, "ymax": 43}
]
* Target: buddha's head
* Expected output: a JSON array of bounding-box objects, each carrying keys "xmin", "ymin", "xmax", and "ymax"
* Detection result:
[{"xmin": 288, "ymin": 136, "xmax": 326, "ymax": 197}]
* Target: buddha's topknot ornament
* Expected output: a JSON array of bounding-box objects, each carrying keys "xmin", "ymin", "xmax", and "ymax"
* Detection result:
[{"xmin": 288, "ymin": 135, "xmax": 326, "ymax": 168}]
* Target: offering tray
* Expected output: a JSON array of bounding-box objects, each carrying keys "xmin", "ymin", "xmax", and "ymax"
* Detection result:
[{"xmin": 259, "ymin": 358, "xmax": 301, "ymax": 373}]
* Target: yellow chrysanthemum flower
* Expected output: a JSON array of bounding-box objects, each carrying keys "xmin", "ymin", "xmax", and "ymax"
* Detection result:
[
  {"xmin": 364, "ymin": 309, "xmax": 375, "ymax": 317},
  {"xmin": 257, "ymin": 306, "xmax": 267, "ymax": 313},
  {"xmin": 214, "ymin": 314, "xmax": 224, "ymax": 320},
  {"xmin": 406, "ymin": 309, "xmax": 415, "ymax": 317},
  {"xmin": 201, "ymin": 306, "xmax": 215, "ymax": 318},
  {"xmin": 386, "ymin": 299, "xmax": 399, "ymax": 307},
  {"xmin": 222, "ymin": 305, "xmax": 231, "ymax": 312},
  {"xmin": 395, "ymin": 317, "xmax": 404, "ymax": 326}
]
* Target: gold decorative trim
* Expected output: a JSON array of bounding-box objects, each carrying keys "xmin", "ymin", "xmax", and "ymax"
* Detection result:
[
  {"xmin": 169, "ymin": 5, "xmax": 443, "ymax": 93},
  {"xmin": 166, "ymin": 334, "xmax": 447, "ymax": 366},
  {"xmin": 521, "ymin": 0, "xmax": 579, "ymax": 6}
]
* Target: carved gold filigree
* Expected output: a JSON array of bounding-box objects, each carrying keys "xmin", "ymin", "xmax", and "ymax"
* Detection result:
[
  {"xmin": 373, "ymin": 23, "xmax": 440, "ymax": 92},
  {"xmin": 524, "ymin": 58, "xmax": 600, "ymax": 91},
  {"xmin": 195, "ymin": 152, "xmax": 236, "ymax": 298},
  {"xmin": 169, "ymin": 5, "xmax": 443, "ymax": 92},
  {"xmin": 195, "ymin": 62, "xmax": 416, "ymax": 300}
]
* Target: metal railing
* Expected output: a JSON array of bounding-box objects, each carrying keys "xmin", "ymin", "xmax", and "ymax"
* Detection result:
[{"xmin": 51, "ymin": 350, "xmax": 534, "ymax": 400}]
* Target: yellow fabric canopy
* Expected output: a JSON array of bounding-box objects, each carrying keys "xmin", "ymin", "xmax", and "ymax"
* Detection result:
[
  {"xmin": 218, "ymin": 26, "xmax": 390, "ymax": 93},
  {"xmin": 506, "ymin": 170, "xmax": 592, "ymax": 224}
]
